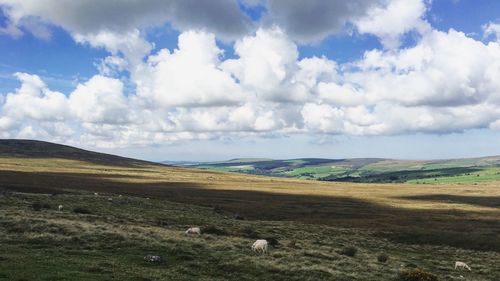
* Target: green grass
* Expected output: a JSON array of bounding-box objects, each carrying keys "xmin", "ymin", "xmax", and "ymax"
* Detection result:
[
  {"xmin": 285, "ymin": 166, "xmax": 349, "ymax": 179},
  {"xmin": 194, "ymin": 157, "xmax": 500, "ymax": 184},
  {"xmin": 408, "ymin": 166, "xmax": 500, "ymax": 184}
]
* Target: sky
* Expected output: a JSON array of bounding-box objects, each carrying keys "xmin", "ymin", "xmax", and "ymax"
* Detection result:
[{"xmin": 1, "ymin": 0, "xmax": 500, "ymax": 162}]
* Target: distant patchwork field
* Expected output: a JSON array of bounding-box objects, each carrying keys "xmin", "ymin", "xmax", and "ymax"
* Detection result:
[{"xmin": 183, "ymin": 156, "xmax": 500, "ymax": 183}]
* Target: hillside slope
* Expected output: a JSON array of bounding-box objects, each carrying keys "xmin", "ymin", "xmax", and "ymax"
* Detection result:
[{"xmin": 0, "ymin": 139, "xmax": 156, "ymax": 166}]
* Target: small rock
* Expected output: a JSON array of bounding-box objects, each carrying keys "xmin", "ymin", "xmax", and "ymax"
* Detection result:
[{"xmin": 144, "ymin": 255, "xmax": 162, "ymax": 263}]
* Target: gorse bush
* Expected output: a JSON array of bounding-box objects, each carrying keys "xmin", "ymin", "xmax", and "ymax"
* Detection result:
[
  {"xmin": 396, "ymin": 268, "xmax": 438, "ymax": 281},
  {"xmin": 32, "ymin": 202, "xmax": 42, "ymax": 211},
  {"xmin": 32, "ymin": 202, "xmax": 50, "ymax": 211},
  {"xmin": 73, "ymin": 207, "xmax": 92, "ymax": 214},
  {"xmin": 339, "ymin": 246, "xmax": 357, "ymax": 257},
  {"xmin": 377, "ymin": 253, "xmax": 389, "ymax": 263},
  {"xmin": 202, "ymin": 225, "xmax": 228, "ymax": 236},
  {"xmin": 240, "ymin": 226, "xmax": 259, "ymax": 238}
]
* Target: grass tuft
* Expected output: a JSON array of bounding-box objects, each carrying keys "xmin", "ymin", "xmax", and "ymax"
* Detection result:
[{"xmin": 339, "ymin": 246, "xmax": 358, "ymax": 257}]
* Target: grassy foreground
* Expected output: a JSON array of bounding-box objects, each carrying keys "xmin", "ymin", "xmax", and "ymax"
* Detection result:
[
  {"xmin": 0, "ymin": 142, "xmax": 499, "ymax": 280},
  {"xmin": 1, "ymin": 192, "xmax": 499, "ymax": 281}
]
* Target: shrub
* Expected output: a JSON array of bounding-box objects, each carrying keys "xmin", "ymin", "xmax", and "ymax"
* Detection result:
[
  {"xmin": 240, "ymin": 226, "xmax": 259, "ymax": 238},
  {"xmin": 339, "ymin": 246, "xmax": 357, "ymax": 257},
  {"xmin": 31, "ymin": 202, "xmax": 51, "ymax": 211},
  {"xmin": 154, "ymin": 218, "xmax": 170, "ymax": 227},
  {"xmin": 396, "ymin": 268, "xmax": 438, "ymax": 281},
  {"xmin": 32, "ymin": 202, "xmax": 42, "ymax": 211},
  {"xmin": 288, "ymin": 240, "xmax": 298, "ymax": 248},
  {"xmin": 265, "ymin": 237, "xmax": 280, "ymax": 247},
  {"xmin": 202, "ymin": 225, "xmax": 228, "ymax": 236},
  {"xmin": 377, "ymin": 253, "xmax": 389, "ymax": 263},
  {"xmin": 73, "ymin": 207, "xmax": 92, "ymax": 214}
]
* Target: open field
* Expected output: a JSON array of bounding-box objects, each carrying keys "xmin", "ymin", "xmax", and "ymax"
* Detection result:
[
  {"xmin": 1, "ymin": 141, "xmax": 499, "ymax": 280},
  {"xmin": 190, "ymin": 157, "xmax": 500, "ymax": 183}
]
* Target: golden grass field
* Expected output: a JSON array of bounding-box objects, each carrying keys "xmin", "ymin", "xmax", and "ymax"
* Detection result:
[{"xmin": 0, "ymin": 151, "xmax": 499, "ymax": 280}]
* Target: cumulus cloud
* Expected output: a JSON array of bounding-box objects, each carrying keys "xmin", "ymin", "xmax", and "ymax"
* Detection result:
[
  {"xmin": 0, "ymin": 0, "xmax": 252, "ymax": 40},
  {"xmin": 138, "ymin": 31, "xmax": 245, "ymax": 107},
  {"xmin": 69, "ymin": 75, "xmax": 129, "ymax": 124},
  {"xmin": 3, "ymin": 26, "xmax": 500, "ymax": 147},
  {"xmin": 1, "ymin": 0, "xmax": 434, "ymax": 47},
  {"xmin": 483, "ymin": 22, "xmax": 500, "ymax": 42},
  {"xmin": 263, "ymin": 0, "xmax": 384, "ymax": 42},
  {"xmin": 354, "ymin": 0, "xmax": 430, "ymax": 48},
  {"xmin": 221, "ymin": 28, "xmax": 301, "ymax": 101},
  {"xmin": 2, "ymin": 73, "xmax": 69, "ymax": 122}
]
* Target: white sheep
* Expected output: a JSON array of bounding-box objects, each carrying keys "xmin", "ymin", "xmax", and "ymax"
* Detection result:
[
  {"xmin": 185, "ymin": 227, "xmax": 201, "ymax": 235},
  {"xmin": 58, "ymin": 204, "xmax": 64, "ymax": 211},
  {"xmin": 251, "ymin": 239, "xmax": 268, "ymax": 254},
  {"xmin": 455, "ymin": 261, "xmax": 471, "ymax": 271},
  {"xmin": 94, "ymin": 192, "xmax": 99, "ymax": 196}
]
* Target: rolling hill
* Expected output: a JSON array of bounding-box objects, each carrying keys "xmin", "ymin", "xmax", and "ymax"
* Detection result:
[
  {"xmin": 1, "ymin": 139, "xmax": 499, "ymax": 280},
  {"xmin": 0, "ymin": 139, "xmax": 155, "ymax": 166},
  {"xmin": 187, "ymin": 156, "xmax": 500, "ymax": 184}
]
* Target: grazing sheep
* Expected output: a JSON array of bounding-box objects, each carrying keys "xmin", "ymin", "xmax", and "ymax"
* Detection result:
[
  {"xmin": 455, "ymin": 261, "xmax": 471, "ymax": 271},
  {"xmin": 58, "ymin": 204, "xmax": 64, "ymax": 211},
  {"xmin": 185, "ymin": 227, "xmax": 201, "ymax": 235},
  {"xmin": 108, "ymin": 197, "xmax": 113, "ymax": 201},
  {"xmin": 252, "ymin": 239, "xmax": 268, "ymax": 254},
  {"xmin": 94, "ymin": 192, "xmax": 99, "ymax": 196}
]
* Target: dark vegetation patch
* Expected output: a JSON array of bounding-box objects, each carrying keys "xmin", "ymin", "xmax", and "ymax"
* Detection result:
[
  {"xmin": 202, "ymin": 225, "xmax": 229, "ymax": 236},
  {"xmin": 31, "ymin": 201, "xmax": 51, "ymax": 211},
  {"xmin": 73, "ymin": 207, "xmax": 92, "ymax": 214},
  {"xmin": 396, "ymin": 268, "xmax": 439, "ymax": 281},
  {"xmin": 323, "ymin": 167, "xmax": 482, "ymax": 183},
  {"xmin": 377, "ymin": 253, "xmax": 389, "ymax": 263},
  {"xmin": 377, "ymin": 227, "xmax": 500, "ymax": 252},
  {"xmin": 339, "ymin": 246, "xmax": 358, "ymax": 257}
]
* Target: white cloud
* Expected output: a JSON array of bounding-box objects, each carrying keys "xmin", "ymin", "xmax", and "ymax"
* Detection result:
[
  {"xmin": 354, "ymin": 0, "xmax": 430, "ymax": 49},
  {"xmin": 139, "ymin": 31, "xmax": 245, "ymax": 107},
  {"xmin": 350, "ymin": 29, "xmax": 500, "ymax": 107},
  {"xmin": 69, "ymin": 75, "xmax": 129, "ymax": 124},
  {"xmin": 483, "ymin": 22, "xmax": 500, "ymax": 42},
  {"xmin": 74, "ymin": 29, "xmax": 153, "ymax": 65},
  {"xmin": 490, "ymin": 119, "xmax": 500, "ymax": 131},
  {"xmin": 2, "ymin": 73, "xmax": 69, "ymax": 122},
  {"xmin": 222, "ymin": 28, "xmax": 301, "ymax": 101}
]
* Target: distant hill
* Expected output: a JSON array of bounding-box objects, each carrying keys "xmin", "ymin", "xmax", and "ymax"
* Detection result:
[
  {"xmin": 0, "ymin": 139, "xmax": 158, "ymax": 167},
  {"xmin": 188, "ymin": 156, "xmax": 500, "ymax": 184}
]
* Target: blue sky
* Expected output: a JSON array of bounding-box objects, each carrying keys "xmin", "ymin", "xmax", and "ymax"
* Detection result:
[{"xmin": 1, "ymin": 0, "xmax": 500, "ymax": 161}]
